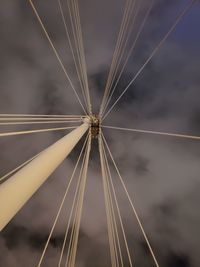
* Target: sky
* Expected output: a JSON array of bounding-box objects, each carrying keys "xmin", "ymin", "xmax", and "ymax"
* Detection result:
[{"xmin": 0, "ymin": 0, "xmax": 200, "ymax": 266}]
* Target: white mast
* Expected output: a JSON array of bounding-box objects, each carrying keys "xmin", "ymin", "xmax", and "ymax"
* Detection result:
[{"xmin": 0, "ymin": 119, "xmax": 89, "ymax": 231}]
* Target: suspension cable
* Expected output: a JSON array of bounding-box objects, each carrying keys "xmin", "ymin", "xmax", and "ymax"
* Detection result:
[
  {"xmin": 102, "ymin": 125, "xmax": 200, "ymax": 140},
  {"xmin": 28, "ymin": 0, "xmax": 87, "ymax": 115},
  {"xmin": 100, "ymin": 0, "xmax": 135, "ymax": 116},
  {"xmin": 101, "ymin": 137, "xmax": 133, "ymax": 267},
  {"xmin": 67, "ymin": 0, "xmax": 91, "ymax": 114},
  {"xmin": 65, "ymin": 133, "xmax": 91, "ymax": 267},
  {"xmin": 102, "ymin": 0, "xmax": 197, "ymax": 121},
  {"xmin": 0, "ymin": 117, "xmax": 81, "ymax": 121},
  {"xmin": 63, "ymin": 137, "xmax": 89, "ymax": 267},
  {"xmin": 57, "ymin": 136, "xmax": 89, "ymax": 267},
  {"xmin": 101, "ymin": 0, "xmax": 142, "ymax": 117},
  {"xmin": 0, "ymin": 152, "xmax": 40, "ymax": 184},
  {"xmin": 57, "ymin": 0, "xmax": 89, "ymax": 112},
  {"xmin": 0, "ymin": 114, "xmax": 82, "ymax": 117},
  {"xmin": 0, "ymin": 126, "xmax": 77, "ymax": 138},
  {"xmin": 0, "ymin": 120, "xmax": 81, "ymax": 126},
  {"xmin": 102, "ymin": 0, "xmax": 154, "ymax": 117},
  {"xmin": 36, "ymin": 133, "xmax": 89, "ymax": 267},
  {"xmin": 99, "ymin": 134, "xmax": 118, "ymax": 267},
  {"xmin": 102, "ymin": 133, "xmax": 160, "ymax": 267},
  {"xmin": 73, "ymin": 0, "xmax": 91, "ymax": 113},
  {"xmin": 102, "ymin": 138, "xmax": 124, "ymax": 267}
]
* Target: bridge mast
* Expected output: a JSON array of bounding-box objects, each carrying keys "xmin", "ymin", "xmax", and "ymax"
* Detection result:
[{"xmin": 0, "ymin": 119, "xmax": 89, "ymax": 231}]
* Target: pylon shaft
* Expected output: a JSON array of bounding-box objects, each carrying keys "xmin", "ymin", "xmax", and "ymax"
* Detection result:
[{"xmin": 0, "ymin": 121, "xmax": 89, "ymax": 231}]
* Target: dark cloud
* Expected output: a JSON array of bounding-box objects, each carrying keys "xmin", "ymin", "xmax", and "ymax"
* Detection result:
[{"xmin": 167, "ymin": 252, "xmax": 191, "ymax": 267}]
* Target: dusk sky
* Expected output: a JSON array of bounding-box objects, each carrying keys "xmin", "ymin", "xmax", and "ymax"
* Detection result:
[{"xmin": 0, "ymin": 1, "xmax": 200, "ymax": 267}]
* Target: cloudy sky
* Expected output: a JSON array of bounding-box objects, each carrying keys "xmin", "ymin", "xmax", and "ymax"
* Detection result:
[{"xmin": 0, "ymin": 0, "xmax": 200, "ymax": 266}]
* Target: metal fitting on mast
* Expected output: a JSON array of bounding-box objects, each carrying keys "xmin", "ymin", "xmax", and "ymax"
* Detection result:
[{"xmin": 90, "ymin": 115, "xmax": 100, "ymax": 138}]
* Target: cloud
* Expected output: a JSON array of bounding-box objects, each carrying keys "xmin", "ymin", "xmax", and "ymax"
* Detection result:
[{"xmin": 0, "ymin": 0, "xmax": 200, "ymax": 266}]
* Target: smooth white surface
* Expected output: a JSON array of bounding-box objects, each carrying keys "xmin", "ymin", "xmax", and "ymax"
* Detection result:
[{"xmin": 0, "ymin": 122, "xmax": 89, "ymax": 231}]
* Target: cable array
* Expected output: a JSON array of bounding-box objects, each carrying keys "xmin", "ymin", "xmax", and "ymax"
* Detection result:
[
  {"xmin": 101, "ymin": 0, "xmax": 196, "ymax": 121},
  {"xmin": 101, "ymin": 0, "xmax": 155, "ymax": 117},
  {"xmin": 102, "ymin": 125, "xmax": 200, "ymax": 141},
  {"xmin": 99, "ymin": 132, "xmax": 133, "ymax": 267},
  {"xmin": 0, "ymin": 114, "xmax": 83, "ymax": 137},
  {"xmin": 28, "ymin": 0, "xmax": 88, "ymax": 114},
  {"xmin": 36, "ymin": 133, "xmax": 91, "ymax": 267},
  {"xmin": 0, "ymin": 1, "xmax": 198, "ymax": 266},
  {"xmin": 58, "ymin": 0, "xmax": 91, "ymax": 114},
  {"xmin": 102, "ymin": 133, "xmax": 160, "ymax": 267},
  {"xmin": 100, "ymin": 0, "xmax": 140, "ymax": 117}
]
